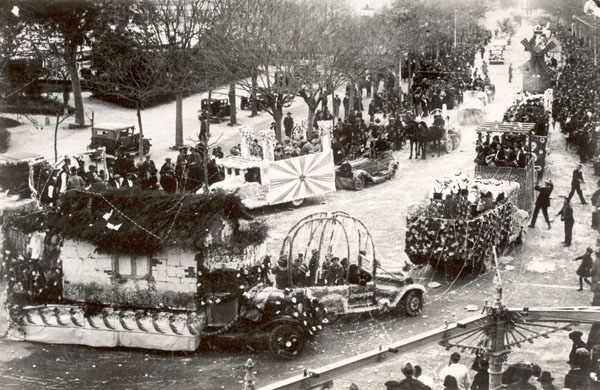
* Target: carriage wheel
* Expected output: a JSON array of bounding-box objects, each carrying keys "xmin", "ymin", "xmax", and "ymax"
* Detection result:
[
  {"xmin": 445, "ymin": 138, "xmax": 453, "ymax": 153},
  {"xmin": 353, "ymin": 175, "xmax": 365, "ymax": 191},
  {"xmin": 452, "ymin": 135, "xmax": 460, "ymax": 150},
  {"xmin": 400, "ymin": 290, "xmax": 423, "ymax": 317}
]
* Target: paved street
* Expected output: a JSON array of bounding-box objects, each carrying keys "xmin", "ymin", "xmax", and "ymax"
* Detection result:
[{"xmin": 1, "ymin": 4, "xmax": 599, "ymax": 390}]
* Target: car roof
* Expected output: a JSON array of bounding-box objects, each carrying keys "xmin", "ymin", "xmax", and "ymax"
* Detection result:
[{"xmin": 93, "ymin": 123, "xmax": 134, "ymax": 131}]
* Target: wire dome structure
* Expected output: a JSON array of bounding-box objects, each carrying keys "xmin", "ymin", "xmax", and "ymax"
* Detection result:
[{"xmin": 279, "ymin": 211, "xmax": 376, "ymax": 266}]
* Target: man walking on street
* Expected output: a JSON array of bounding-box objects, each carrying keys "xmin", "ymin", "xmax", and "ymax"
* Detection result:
[
  {"xmin": 567, "ymin": 164, "xmax": 588, "ymax": 204},
  {"xmin": 557, "ymin": 198, "xmax": 575, "ymax": 247},
  {"xmin": 508, "ymin": 63, "xmax": 513, "ymax": 83},
  {"xmin": 529, "ymin": 179, "xmax": 553, "ymax": 229}
]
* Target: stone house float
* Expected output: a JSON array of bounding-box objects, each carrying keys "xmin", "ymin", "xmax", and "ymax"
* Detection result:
[{"xmin": 3, "ymin": 189, "xmax": 268, "ymax": 351}]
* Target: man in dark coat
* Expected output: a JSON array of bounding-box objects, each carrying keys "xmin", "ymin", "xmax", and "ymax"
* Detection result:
[
  {"xmin": 283, "ymin": 112, "xmax": 294, "ymax": 139},
  {"xmin": 565, "ymin": 348, "xmax": 591, "ymax": 389},
  {"xmin": 529, "ymin": 180, "xmax": 553, "ymax": 229},
  {"xmin": 557, "ymin": 198, "xmax": 575, "ymax": 247},
  {"xmin": 568, "ymin": 164, "xmax": 588, "ymax": 204},
  {"xmin": 159, "ymin": 157, "xmax": 177, "ymax": 193},
  {"xmin": 569, "ymin": 331, "xmax": 590, "ymax": 363}
]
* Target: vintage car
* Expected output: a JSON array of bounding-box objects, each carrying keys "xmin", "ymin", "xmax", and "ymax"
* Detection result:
[
  {"xmin": 458, "ymin": 90, "xmax": 486, "ymax": 125},
  {"xmin": 279, "ymin": 212, "xmax": 426, "ymax": 318},
  {"xmin": 201, "ymin": 98, "xmax": 231, "ymax": 122},
  {"xmin": 489, "ymin": 49, "xmax": 505, "ymax": 64},
  {"xmin": 89, "ymin": 123, "xmax": 151, "ymax": 157},
  {"xmin": 240, "ymin": 95, "xmax": 267, "ymax": 111},
  {"xmin": 335, "ymin": 151, "xmax": 398, "ymax": 191}
]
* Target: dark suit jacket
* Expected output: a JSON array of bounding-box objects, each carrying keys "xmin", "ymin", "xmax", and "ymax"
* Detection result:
[
  {"xmin": 572, "ymin": 169, "xmax": 584, "ymax": 188},
  {"xmin": 534, "ymin": 183, "xmax": 553, "ymax": 207},
  {"xmin": 558, "ymin": 205, "xmax": 574, "ymax": 222}
]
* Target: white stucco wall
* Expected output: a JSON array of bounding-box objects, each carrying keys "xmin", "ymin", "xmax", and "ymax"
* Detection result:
[{"xmin": 61, "ymin": 239, "xmax": 197, "ymax": 302}]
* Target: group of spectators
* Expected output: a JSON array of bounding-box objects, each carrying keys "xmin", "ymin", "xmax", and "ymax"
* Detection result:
[
  {"xmin": 474, "ymin": 135, "xmax": 529, "ymax": 168},
  {"xmin": 553, "ymin": 26, "xmax": 600, "ymax": 164}
]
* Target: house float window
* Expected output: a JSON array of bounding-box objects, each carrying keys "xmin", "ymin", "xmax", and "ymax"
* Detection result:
[{"xmin": 114, "ymin": 254, "xmax": 150, "ymax": 279}]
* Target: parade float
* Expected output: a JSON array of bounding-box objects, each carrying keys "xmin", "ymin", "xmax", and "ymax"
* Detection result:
[
  {"xmin": 2, "ymin": 189, "xmax": 327, "ymax": 357},
  {"xmin": 405, "ymin": 173, "xmax": 528, "ymax": 274},
  {"xmin": 210, "ymin": 124, "xmax": 336, "ymax": 208},
  {"xmin": 503, "ymin": 89, "xmax": 553, "ymax": 176},
  {"xmin": 520, "ymin": 35, "xmax": 556, "ymax": 93},
  {"xmin": 279, "ymin": 212, "xmax": 426, "ymax": 317},
  {"xmin": 474, "ymin": 121, "xmax": 538, "ymax": 211}
]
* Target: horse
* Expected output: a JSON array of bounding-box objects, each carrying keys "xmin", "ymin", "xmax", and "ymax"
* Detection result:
[{"xmin": 405, "ymin": 120, "xmax": 445, "ymax": 160}]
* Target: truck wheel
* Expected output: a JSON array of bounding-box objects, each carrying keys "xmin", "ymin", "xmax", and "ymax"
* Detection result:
[
  {"xmin": 269, "ymin": 324, "xmax": 305, "ymax": 360},
  {"xmin": 353, "ymin": 175, "xmax": 365, "ymax": 191},
  {"xmin": 401, "ymin": 290, "xmax": 423, "ymax": 317}
]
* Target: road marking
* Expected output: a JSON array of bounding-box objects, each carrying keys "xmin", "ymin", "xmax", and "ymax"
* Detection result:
[{"xmin": 518, "ymin": 283, "xmax": 581, "ymax": 290}]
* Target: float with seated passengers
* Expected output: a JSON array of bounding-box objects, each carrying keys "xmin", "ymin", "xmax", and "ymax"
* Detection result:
[{"xmin": 210, "ymin": 124, "xmax": 336, "ymax": 208}]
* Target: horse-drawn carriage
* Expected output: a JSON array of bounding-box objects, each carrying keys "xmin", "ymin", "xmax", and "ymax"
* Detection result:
[
  {"xmin": 280, "ymin": 212, "xmax": 426, "ymax": 317},
  {"xmin": 407, "ymin": 107, "xmax": 462, "ymax": 160}
]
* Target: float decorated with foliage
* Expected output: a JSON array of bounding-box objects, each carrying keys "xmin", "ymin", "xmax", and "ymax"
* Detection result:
[
  {"xmin": 405, "ymin": 173, "xmax": 528, "ymax": 274},
  {"xmin": 2, "ymin": 189, "xmax": 327, "ymax": 357}
]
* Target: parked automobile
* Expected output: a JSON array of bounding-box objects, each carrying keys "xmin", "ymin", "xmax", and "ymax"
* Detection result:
[
  {"xmin": 89, "ymin": 123, "xmax": 151, "ymax": 157},
  {"xmin": 201, "ymin": 98, "xmax": 231, "ymax": 122}
]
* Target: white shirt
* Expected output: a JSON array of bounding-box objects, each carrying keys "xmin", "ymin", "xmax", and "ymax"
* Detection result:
[
  {"xmin": 416, "ymin": 375, "xmax": 434, "ymax": 389},
  {"xmin": 439, "ymin": 363, "xmax": 470, "ymax": 390}
]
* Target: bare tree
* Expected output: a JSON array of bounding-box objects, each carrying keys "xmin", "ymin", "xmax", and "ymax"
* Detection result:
[
  {"xmin": 204, "ymin": 0, "xmax": 326, "ymax": 141},
  {"xmin": 138, "ymin": 0, "xmax": 222, "ymax": 148},
  {"xmin": 90, "ymin": 29, "xmax": 169, "ymax": 161}
]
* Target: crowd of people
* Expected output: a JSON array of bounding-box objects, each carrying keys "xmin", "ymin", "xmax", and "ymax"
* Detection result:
[
  {"xmin": 272, "ymin": 250, "xmax": 373, "ymax": 289},
  {"xmin": 553, "ymin": 26, "xmax": 600, "ymax": 164}
]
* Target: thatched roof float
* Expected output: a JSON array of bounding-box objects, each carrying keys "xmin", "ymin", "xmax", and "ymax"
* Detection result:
[{"xmin": 11, "ymin": 189, "xmax": 268, "ymax": 255}]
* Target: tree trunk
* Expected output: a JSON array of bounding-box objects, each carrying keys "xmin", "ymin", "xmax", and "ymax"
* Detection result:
[
  {"xmin": 251, "ymin": 74, "xmax": 258, "ymax": 117},
  {"xmin": 66, "ymin": 48, "xmax": 85, "ymax": 127},
  {"xmin": 136, "ymin": 100, "xmax": 144, "ymax": 163},
  {"xmin": 229, "ymin": 83, "xmax": 237, "ymax": 126},
  {"xmin": 203, "ymin": 89, "xmax": 212, "ymax": 191},
  {"xmin": 273, "ymin": 103, "xmax": 283, "ymax": 142},
  {"xmin": 175, "ymin": 92, "xmax": 183, "ymax": 147},
  {"xmin": 54, "ymin": 112, "xmax": 60, "ymax": 163},
  {"xmin": 307, "ymin": 101, "xmax": 318, "ymax": 140}
]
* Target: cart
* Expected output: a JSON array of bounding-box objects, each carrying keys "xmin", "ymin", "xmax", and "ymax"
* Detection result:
[
  {"xmin": 279, "ymin": 211, "xmax": 426, "ymax": 317},
  {"xmin": 458, "ymin": 90, "xmax": 486, "ymax": 125},
  {"xmin": 429, "ymin": 108, "xmax": 462, "ymax": 154}
]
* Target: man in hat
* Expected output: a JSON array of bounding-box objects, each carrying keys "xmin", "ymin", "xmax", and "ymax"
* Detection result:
[
  {"xmin": 160, "ymin": 157, "xmax": 177, "ymax": 193},
  {"xmin": 274, "ymin": 256, "xmax": 290, "ymax": 289},
  {"xmin": 326, "ymin": 257, "xmax": 345, "ymax": 286},
  {"xmin": 284, "ymin": 112, "xmax": 294, "ymax": 139},
  {"xmin": 439, "ymin": 352, "xmax": 470, "ymax": 390},
  {"xmin": 567, "ymin": 164, "xmax": 588, "ymax": 205},
  {"xmin": 529, "ymin": 179, "xmax": 553, "ymax": 229},
  {"xmin": 385, "ymin": 362, "xmax": 430, "ymax": 390},
  {"xmin": 569, "ymin": 331, "xmax": 590, "ymax": 364},
  {"xmin": 565, "ymin": 348, "xmax": 591, "ymax": 389},
  {"xmin": 333, "ymin": 95, "xmax": 341, "ymax": 118},
  {"xmin": 557, "ymin": 198, "xmax": 575, "ymax": 247},
  {"xmin": 538, "ymin": 371, "xmax": 557, "ymax": 390},
  {"xmin": 505, "ymin": 364, "xmax": 536, "ymax": 390}
]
